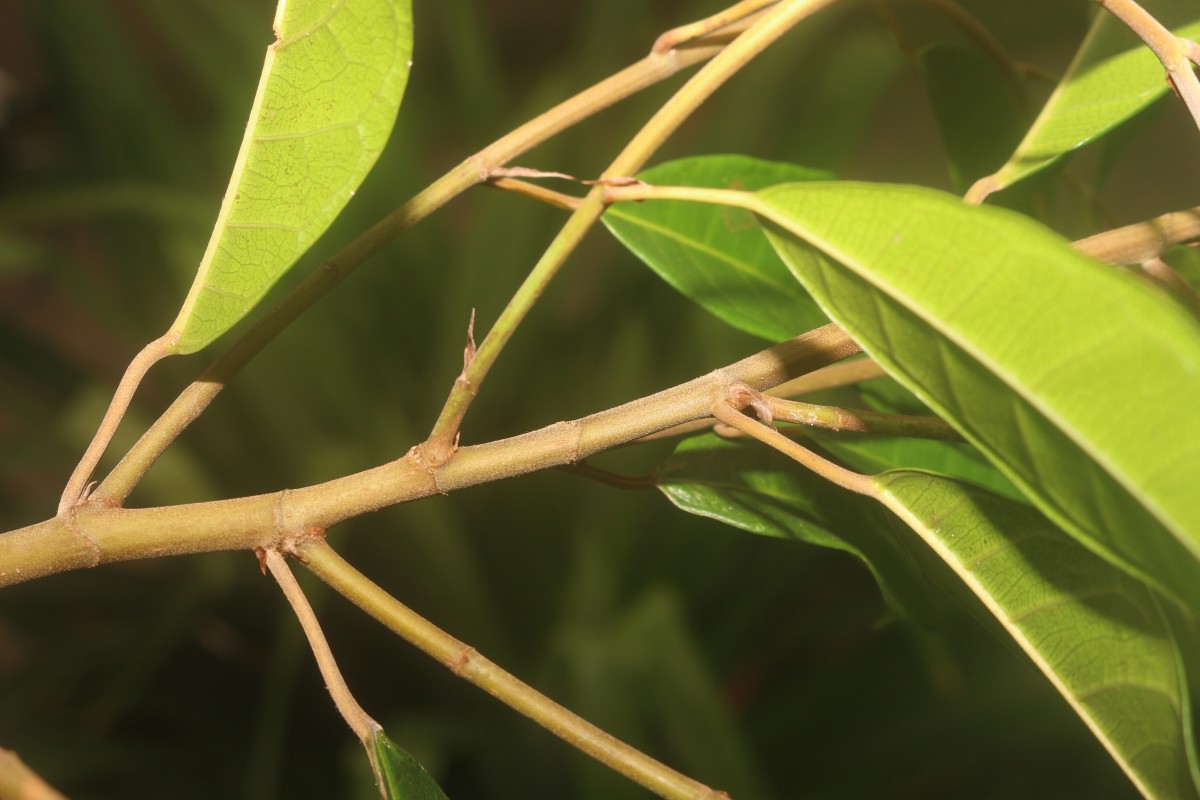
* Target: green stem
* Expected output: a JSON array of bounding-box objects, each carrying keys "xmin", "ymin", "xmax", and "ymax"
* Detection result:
[
  {"xmin": 91, "ymin": 20, "xmax": 735, "ymax": 507},
  {"xmin": 423, "ymin": 0, "xmax": 844, "ymax": 461},
  {"xmin": 1, "ymin": 325, "xmax": 859, "ymax": 587},
  {"xmin": 296, "ymin": 540, "xmax": 726, "ymax": 800}
]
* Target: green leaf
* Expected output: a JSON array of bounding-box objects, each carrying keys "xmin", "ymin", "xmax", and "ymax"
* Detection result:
[
  {"xmin": 603, "ymin": 155, "xmax": 830, "ymax": 342},
  {"xmin": 916, "ymin": 43, "xmax": 1025, "ymax": 193},
  {"xmin": 751, "ymin": 181, "xmax": 1200, "ymax": 613},
  {"xmin": 875, "ymin": 469, "xmax": 1199, "ymax": 800},
  {"xmin": 971, "ymin": 0, "xmax": 1200, "ymax": 198},
  {"xmin": 167, "ymin": 0, "xmax": 413, "ymax": 354},
  {"xmin": 656, "ymin": 434, "xmax": 944, "ymax": 625},
  {"xmin": 369, "ymin": 729, "xmax": 449, "ymax": 800}
]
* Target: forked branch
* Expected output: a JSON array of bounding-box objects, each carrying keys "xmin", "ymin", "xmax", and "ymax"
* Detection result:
[{"xmin": 297, "ymin": 540, "xmax": 729, "ymax": 800}]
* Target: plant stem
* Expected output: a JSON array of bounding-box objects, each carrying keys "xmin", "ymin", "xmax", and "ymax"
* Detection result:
[
  {"xmin": 91, "ymin": 27, "xmax": 736, "ymax": 507},
  {"xmin": 1073, "ymin": 205, "xmax": 1200, "ymax": 264},
  {"xmin": 1094, "ymin": 0, "xmax": 1200, "ymax": 133},
  {"xmin": 0, "ymin": 325, "xmax": 859, "ymax": 587},
  {"xmin": 711, "ymin": 393, "xmax": 875, "ymax": 495},
  {"xmin": 58, "ymin": 335, "xmax": 172, "ymax": 515},
  {"xmin": 489, "ymin": 177, "xmax": 584, "ymax": 211},
  {"xmin": 263, "ymin": 549, "xmax": 378, "ymax": 745},
  {"xmin": 422, "ymin": 0, "xmax": 843, "ymax": 462},
  {"xmin": 295, "ymin": 540, "xmax": 728, "ymax": 800},
  {"xmin": 636, "ymin": 357, "xmax": 887, "ymax": 443},
  {"xmin": 758, "ymin": 394, "xmax": 964, "ymax": 440},
  {"xmin": 0, "ymin": 749, "xmax": 66, "ymax": 800}
]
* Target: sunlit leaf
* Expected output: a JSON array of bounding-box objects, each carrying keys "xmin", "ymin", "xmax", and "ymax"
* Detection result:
[
  {"xmin": 370, "ymin": 729, "xmax": 449, "ymax": 800},
  {"xmin": 751, "ymin": 181, "xmax": 1200, "ymax": 614},
  {"xmin": 970, "ymin": 0, "xmax": 1200, "ymax": 199},
  {"xmin": 656, "ymin": 433, "xmax": 944, "ymax": 625},
  {"xmin": 876, "ymin": 469, "xmax": 1200, "ymax": 800},
  {"xmin": 603, "ymin": 155, "xmax": 829, "ymax": 342},
  {"xmin": 167, "ymin": 0, "xmax": 414, "ymax": 353}
]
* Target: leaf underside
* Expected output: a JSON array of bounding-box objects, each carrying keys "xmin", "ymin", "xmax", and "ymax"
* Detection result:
[
  {"xmin": 168, "ymin": 0, "xmax": 414, "ymax": 353},
  {"xmin": 877, "ymin": 469, "xmax": 1199, "ymax": 800},
  {"xmin": 754, "ymin": 180, "xmax": 1200, "ymax": 615},
  {"xmin": 976, "ymin": 0, "xmax": 1200, "ymax": 195}
]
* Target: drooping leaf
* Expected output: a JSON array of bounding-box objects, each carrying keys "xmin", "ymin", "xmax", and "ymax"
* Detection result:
[
  {"xmin": 875, "ymin": 469, "xmax": 1200, "ymax": 800},
  {"xmin": 970, "ymin": 0, "xmax": 1200, "ymax": 199},
  {"xmin": 916, "ymin": 43, "xmax": 1025, "ymax": 193},
  {"xmin": 167, "ymin": 0, "xmax": 414, "ymax": 353},
  {"xmin": 656, "ymin": 434, "xmax": 944, "ymax": 626},
  {"xmin": 370, "ymin": 729, "xmax": 449, "ymax": 800},
  {"xmin": 747, "ymin": 181, "xmax": 1200, "ymax": 614},
  {"xmin": 602, "ymin": 155, "xmax": 830, "ymax": 342}
]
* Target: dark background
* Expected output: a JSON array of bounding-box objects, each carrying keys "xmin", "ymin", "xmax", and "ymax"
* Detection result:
[{"xmin": 2, "ymin": 1, "xmax": 1196, "ymax": 797}]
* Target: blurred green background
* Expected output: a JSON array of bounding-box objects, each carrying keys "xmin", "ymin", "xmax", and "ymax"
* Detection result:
[{"xmin": 2, "ymin": 0, "xmax": 1196, "ymax": 797}]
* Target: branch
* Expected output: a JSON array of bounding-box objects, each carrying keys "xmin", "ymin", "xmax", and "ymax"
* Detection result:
[
  {"xmin": 422, "ymin": 0, "xmax": 845, "ymax": 462},
  {"xmin": 90, "ymin": 11, "xmax": 739, "ymax": 508},
  {"xmin": 1094, "ymin": 0, "xmax": 1200, "ymax": 134},
  {"xmin": 0, "ymin": 749, "xmax": 66, "ymax": 800},
  {"xmin": 1072, "ymin": 204, "xmax": 1200, "ymax": 264},
  {"xmin": 0, "ymin": 326, "xmax": 859, "ymax": 587},
  {"xmin": 296, "ymin": 541, "xmax": 727, "ymax": 800}
]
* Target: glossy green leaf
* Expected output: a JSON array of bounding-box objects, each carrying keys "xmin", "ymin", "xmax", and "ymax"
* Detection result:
[
  {"xmin": 972, "ymin": 0, "xmax": 1200, "ymax": 198},
  {"xmin": 750, "ymin": 181, "xmax": 1200, "ymax": 613},
  {"xmin": 167, "ymin": 0, "xmax": 413, "ymax": 353},
  {"xmin": 603, "ymin": 155, "xmax": 829, "ymax": 342},
  {"xmin": 656, "ymin": 434, "xmax": 944, "ymax": 625},
  {"xmin": 875, "ymin": 469, "xmax": 1199, "ymax": 800},
  {"xmin": 370, "ymin": 729, "xmax": 449, "ymax": 800},
  {"xmin": 916, "ymin": 43, "xmax": 1025, "ymax": 193}
]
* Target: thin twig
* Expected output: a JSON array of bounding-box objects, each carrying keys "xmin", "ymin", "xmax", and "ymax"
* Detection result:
[
  {"xmin": 654, "ymin": 0, "xmax": 780, "ymax": 52},
  {"xmin": 58, "ymin": 336, "xmax": 172, "ymax": 515},
  {"xmin": 1094, "ymin": 0, "xmax": 1200, "ymax": 133},
  {"xmin": 712, "ymin": 389, "xmax": 875, "ymax": 495},
  {"xmin": 559, "ymin": 462, "xmax": 659, "ymax": 490},
  {"xmin": 91, "ymin": 16, "xmax": 736, "ymax": 506},
  {"xmin": 1073, "ymin": 205, "xmax": 1200, "ymax": 264},
  {"xmin": 759, "ymin": 394, "xmax": 964, "ymax": 441},
  {"xmin": 1, "ymin": 325, "xmax": 860, "ymax": 587},
  {"xmin": 423, "ymin": 0, "xmax": 843, "ymax": 462},
  {"xmin": 0, "ymin": 749, "xmax": 67, "ymax": 800},
  {"xmin": 263, "ymin": 549, "xmax": 378, "ymax": 745},
  {"xmin": 296, "ymin": 540, "xmax": 728, "ymax": 800},
  {"xmin": 488, "ymin": 177, "xmax": 584, "ymax": 211}
]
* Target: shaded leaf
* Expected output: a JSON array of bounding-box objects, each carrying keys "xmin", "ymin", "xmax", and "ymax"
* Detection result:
[
  {"xmin": 656, "ymin": 434, "xmax": 944, "ymax": 625},
  {"xmin": 603, "ymin": 155, "xmax": 829, "ymax": 342},
  {"xmin": 875, "ymin": 469, "xmax": 1199, "ymax": 800},
  {"xmin": 167, "ymin": 0, "xmax": 414, "ymax": 353},
  {"xmin": 971, "ymin": 0, "xmax": 1200, "ymax": 198},
  {"xmin": 916, "ymin": 43, "xmax": 1025, "ymax": 193},
  {"xmin": 752, "ymin": 181, "xmax": 1200, "ymax": 614},
  {"xmin": 370, "ymin": 729, "xmax": 449, "ymax": 800}
]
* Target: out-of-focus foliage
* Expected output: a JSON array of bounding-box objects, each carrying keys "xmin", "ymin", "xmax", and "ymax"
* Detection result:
[{"xmin": 2, "ymin": 1, "xmax": 1197, "ymax": 797}]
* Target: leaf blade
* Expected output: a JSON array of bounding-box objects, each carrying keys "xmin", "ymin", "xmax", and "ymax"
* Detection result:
[
  {"xmin": 370, "ymin": 728, "xmax": 450, "ymax": 800},
  {"xmin": 754, "ymin": 180, "xmax": 1200, "ymax": 613},
  {"xmin": 603, "ymin": 155, "xmax": 830, "ymax": 342},
  {"xmin": 972, "ymin": 1, "xmax": 1200, "ymax": 197},
  {"xmin": 168, "ymin": 0, "xmax": 413, "ymax": 353},
  {"xmin": 876, "ymin": 469, "xmax": 1199, "ymax": 800}
]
